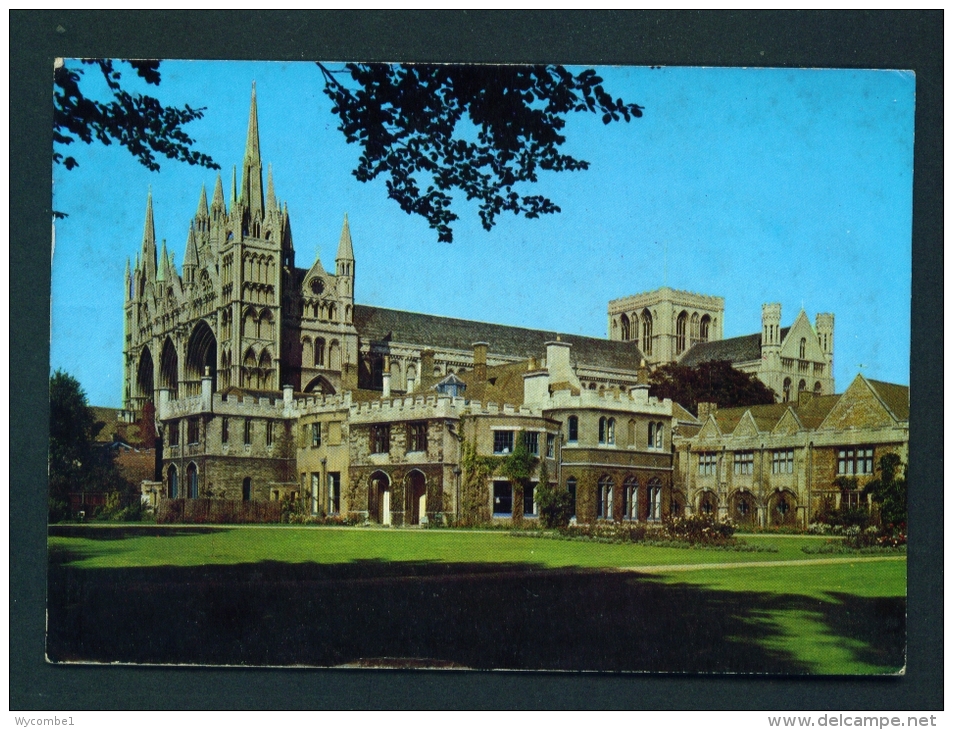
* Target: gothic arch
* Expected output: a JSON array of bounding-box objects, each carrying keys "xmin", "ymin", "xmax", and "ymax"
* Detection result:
[
  {"xmin": 405, "ymin": 469, "xmax": 427, "ymax": 525},
  {"xmin": 620, "ymin": 313, "xmax": 630, "ymax": 341},
  {"xmin": 258, "ymin": 349, "xmax": 273, "ymax": 390},
  {"xmin": 301, "ymin": 336, "xmax": 313, "ymax": 368},
  {"xmin": 700, "ymin": 314, "xmax": 711, "ymax": 342},
  {"xmin": 314, "ymin": 337, "xmax": 325, "ymax": 367},
  {"xmin": 698, "ymin": 490, "xmax": 718, "ymax": 517},
  {"xmin": 328, "ymin": 340, "xmax": 341, "ymax": 370},
  {"xmin": 241, "ymin": 306, "xmax": 258, "ymax": 338},
  {"xmin": 675, "ymin": 310, "xmax": 688, "ymax": 354},
  {"xmin": 641, "ymin": 309, "xmax": 653, "ymax": 355},
  {"xmin": 186, "ymin": 320, "xmax": 217, "ymax": 392},
  {"xmin": 167, "ymin": 464, "xmax": 178, "ymax": 499},
  {"xmin": 136, "ymin": 346, "xmax": 155, "ymax": 401},
  {"xmin": 258, "ymin": 308, "xmax": 274, "ymax": 340},
  {"xmin": 768, "ymin": 489, "xmax": 797, "ymax": 526},
  {"xmin": 690, "ymin": 312, "xmax": 700, "ymax": 343},
  {"xmin": 303, "ymin": 375, "xmax": 336, "ymax": 395},
  {"xmin": 159, "ymin": 337, "xmax": 179, "ymax": 396}
]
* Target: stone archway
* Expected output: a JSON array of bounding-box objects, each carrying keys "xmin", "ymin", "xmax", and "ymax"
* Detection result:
[
  {"xmin": 730, "ymin": 490, "xmax": 758, "ymax": 526},
  {"xmin": 368, "ymin": 471, "xmax": 391, "ymax": 525},
  {"xmin": 698, "ymin": 490, "xmax": 718, "ymax": 518},
  {"xmin": 406, "ymin": 470, "xmax": 427, "ymax": 525},
  {"xmin": 768, "ymin": 489, "xmax": 797, "ymax": 526}
]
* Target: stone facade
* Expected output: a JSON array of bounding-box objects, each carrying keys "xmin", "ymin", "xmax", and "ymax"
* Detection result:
[
  {"xmin": 672, "ymin": 374, "xmax": 908, "ymax": 527},
  {"xmin": 609, "ymin": 289, "xmax": 835, "ymax": 402}
]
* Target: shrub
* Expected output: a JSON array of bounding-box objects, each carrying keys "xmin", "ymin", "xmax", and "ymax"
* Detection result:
[{"xmin": 661, "ymin": 515, "xmax": 736, "ymax": 545}]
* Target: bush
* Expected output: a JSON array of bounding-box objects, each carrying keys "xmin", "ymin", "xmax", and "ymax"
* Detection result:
[{"xmin": 661, "ymin": 515, "xmax": 736, "ymax": 545}]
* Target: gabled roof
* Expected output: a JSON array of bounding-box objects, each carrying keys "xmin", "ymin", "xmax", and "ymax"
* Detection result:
[
  {"xmin": 867, "ymin": 379, "xmax": 910, "ymax": 421},
  {"xmin": 353, "ymin": 305, "xmax": 645, "ymax": 372},
  {"xmin": 679, "ymin": 327, "xmax": 790, "ymax": 367}
]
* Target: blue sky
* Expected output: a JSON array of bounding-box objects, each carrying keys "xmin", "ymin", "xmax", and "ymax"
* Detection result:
[{"xmin": 51, "ymin": 61, "xmax": 914, "ymax": 407}]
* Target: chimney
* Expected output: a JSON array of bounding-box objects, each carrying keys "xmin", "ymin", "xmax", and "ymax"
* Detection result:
[
  {"xmin": 637, "ymin": 358, "xmax": 649, "ymax": 386},
  {"xmin": 201, "ymin": 367, "xmax": 213, "ymax": 411},
  {"xmin": 473, "ymin": 342, "xmax": 488, "ymax": 382},
  {"xmin": 282, "ymin": 384, "xmax": 294, "ymax": 411},
  {"xmin": 420, "ymin": 350, "xmax": 435, "ymax": 382},
  {"xmin": 697, "ymin": 402, "xmax": 717, "ymax": 421}
]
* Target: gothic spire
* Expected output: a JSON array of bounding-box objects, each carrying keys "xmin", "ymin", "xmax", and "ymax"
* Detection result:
[
  {"xmin": 211, "ymin": 173, "xmax": 226, "ymax": 216},
  {"xmin": 336, "ymin": 213, "xmax": 354, "ymax": 263},
  {"xmin": 266, "ymin": 163, "xmax": 278, "ymax": 216},
  {"xmin": 230, "ymin": 165, "xmax": 237, "ymax": 208},
  {"xmin": 196, "ymin": 184, "xmax": 209, "ymax": 219},
  {"xmin": 184, "ymin": 223, "xmax": 199, "ymax": 268},
  {"xmin": 240, "ymin": 82, "xmax": 264, "ymax": 222},
  {"xmin": 157, "ymin": 238, "xmax": 168, "ymax": 283},
  {"xmin": 141, "ymin": 188, "xmax": 157, "ymax": 280},
  {"xmin": 124, "ymin": 257, "xmax": 131, "ymax": 300}
]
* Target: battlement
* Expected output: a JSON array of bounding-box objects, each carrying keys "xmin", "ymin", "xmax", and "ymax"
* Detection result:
[{"xmin": 609, "ymin": 287, "xmax": 724, "ymax": 313}]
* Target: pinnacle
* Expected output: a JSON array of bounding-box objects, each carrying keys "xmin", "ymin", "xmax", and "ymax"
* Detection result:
[
  {"xmin": 197, "ymin": 184, "xmax": 209, "ymax": 218},
  {"xmin": 336, "ymin": 213, "xmax": 354, "ymax": 262}
]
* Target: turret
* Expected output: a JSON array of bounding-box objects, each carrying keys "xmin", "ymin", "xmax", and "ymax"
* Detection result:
[
  {"xmin": 124, "ymin": 258, "xmax": 132, "ymax": 301},
  {"xmin": 335, "ymin": 214, "xmax": 355, "ymax": 292},
  {"xmin": 816, "ymin": 312, "xmax": 834, "ymax": 367},
  {"xmin": 156, "ymin": 238, "xmax": 168, "ymax": 286},
  {"xmin": 761, "ymin": 303, "xmax": 782, "ymax": 349},
  {"xmin": 196, "ymin": 184, "xmax": 209, "ymax": 229}
]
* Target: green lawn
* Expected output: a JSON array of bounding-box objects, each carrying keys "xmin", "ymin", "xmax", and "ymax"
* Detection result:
[
  {"xmin": 47, "ymin": 525, "xmax": 906, "ymax": 674},
  {"xmin": 49, "ymin": 524, "xmax": 861, "ymax": 569}
]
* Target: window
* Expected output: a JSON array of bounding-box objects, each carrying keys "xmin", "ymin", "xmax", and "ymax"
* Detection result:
[
  {"xmin": 647, "ymin": 478, "xmax": 662, "ymax": 521},
  {"xmin": 493, "ymin": 480, "xmax": 512, "ymax": 516},
  {"xmin": 566, "ymin": 477, "xmax": 577, "ymax": 518},
  {"xmin": 523, "ymin": 431, "xmax": 539, "ymax": 456},
  {"xmin": 700, "ymin": 315, "xmax": 711, "ymax": 342},
  {"xmin": 243, "ymin": 418, "xmax": 252, "ymax": 446},
  {"xmin": 699, "ymin": 493, "xmax": 716, "ymax": 515},
  {"xmin": 493, "ymin": 430, "xmax": 514, "ymax": 454},
  {"xmin": 309, "ymin": 473, "xmax": 320, "ymax": 513},
  {"xmin": 187, "ymin": 462, "xmax": 198, "ymax": 499},
  {"xmin": 242, "ymin": 477, "xmax": 251, "ymax": 501},
  {"xmin": 407, "ymin": 422, "xmax": 428, "ymax": 452},
  {"xmin": 167, "ymin": 465, "xmax": 178, "ymax": 499},
  {"xmin": 328, "ymin": 472, "xmax": 341, "ymax": 514},
  {"xmin": 799, "ymin": 338, "xmax": 807, "ymax": 359},
  {"xmin": 783, "ymin": 377, "xmax": 792, "ymax": 402},
  {"xmin": 620, "ymin": 313, "xmax": 630, "ymax": 341},
  {"xmin": 698, "ymin": 452, "xmax": 717, "ymax": 476},
  {"xmin": 606, "ymin": 418, "xmax": 615, "ymax": 445},
  {"xmin": 523, "ymin": 483, "xmax": 536, "ymax": 516},
  {"xmin": 599, "ymin": 417, "xmax": 607, "ymax": 444},
  {"xmin": 311, "ymin": 422, "xmax": 321, "ymax": 448},
  {"xmin": 772, "ymin": 449, "xmax": 794, "ymax": 474},
  {"xmin": 221, "ymin": 418, "xmax": 229, "ymax": 444},
  {"xmin": 546, "ymin": 433, "xmax": 555, "ymax": 458},
  {"xmin": 734, "ymin": 451, "xmax": 754, "ymax": 475},
  {"xmin": 266, "ymin": 420, "xmax": 274, "ymax": 447},
  {"xmin": 314, "ymin": 338, "xmax": 325, "ymax": 367},
  {"xmin": 641, "ymin": 310, "xmax": 653, "ymax": 355},
  {"xmin": 675, "ymin": 311, "xmax": 687, "ymax": 354},
  {"xmin": 837, "ymin": 447, "xmax": 874, "ymax": 476},
  {"xmin": 567, "ymin": 416, "xmax": 578, "ymax": 442},
  {"xmin": 187, "ymin": 419, "xmax": 199, "ymax": 446},
  {"xmin": 597, "ymin": 475, "xmax": 614, "ymax": 520},
  {"xmin": 168, "ymin": 421, "xmax": 180, "ymax": 447},
  {"xmin": 623, "ymin": 477, "xmax": 638, "ymax": 520},
  {"xmin": 370, "ymin": 424, "xmax": 391, "ymax": 454},
  {"xmin": 648, "ymin": 421, "xmax": 664, "ymax": 449}
]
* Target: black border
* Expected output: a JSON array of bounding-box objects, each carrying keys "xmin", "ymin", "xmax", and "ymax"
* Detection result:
[{"xmin": 12, "ymin": 10, "xmax": 942, "ymax": 710}]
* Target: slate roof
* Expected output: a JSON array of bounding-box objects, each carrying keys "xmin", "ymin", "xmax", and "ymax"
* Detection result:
[
  {"xmin": 353, "ymin": 305, "xmax": 645, "ymax": 372},
  {"xmin": 679, "ymin": 327, "xmax": 790, "ymax": 367},
  {"xmin": 867, "ymin": 379, "xmax": 910, "ymax": 421},
  {"xmin": 713, "ymin": 393, "xmax": 839, "ymax": 433}
]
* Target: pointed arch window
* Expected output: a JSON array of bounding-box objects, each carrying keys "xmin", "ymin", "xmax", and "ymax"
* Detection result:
[
  {"xmin": 597, "ymin": 476, "xmax": 614, "ymax": 520},
  {"xmin": 799, "ymin": 338, "xmax": 807, "ymax": 359},
  {"xmin": 641, "ymin": 310, "xmax": 653, "ymax": 355},
  {"xmin": 783, "ymin": 377, "xmax": 792, "ymax": 402},
  {"xmin": 567, "ymin": 415, "xmax": 578, "ymax": 443},
  {"xmin": 623, "ymin": 477, "xmax": 638, "ymax": 520},
  {"xmin": 700, "ymin": 315, "xmax": 711, "ymax": 342},
  {"xmin": 620, "ymin": 313, "xmax": 630, "ymax": 341},
  {"xmin": 676, "ymin": 311, "xmax": 688, "ymax": 354},
  {"xmin": 647, "ymin": 478, "xmax": 662, "ymax": 521},
  {"xmin": 187, "ymin": 462, "xmax": 198, "ymax": 499},
  {"xmin": 168, "ymin": 465, "xmax": 178, "ymax": 499}
]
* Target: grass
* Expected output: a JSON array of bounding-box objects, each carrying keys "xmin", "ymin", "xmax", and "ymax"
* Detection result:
[
  {"xmin": 47, "ymin": 524, "xmax": 905, "ymax": 674},
  {"xmin": 49, "ymin": 524, "xmax": 848, "ymax": 570}
]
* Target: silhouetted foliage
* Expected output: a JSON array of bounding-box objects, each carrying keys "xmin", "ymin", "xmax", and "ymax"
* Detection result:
[
  {"xmin": 53, "ymin": 59, "xmax": 219, "ymax": 217},
  {"xmin": 649, "ymin": 359, "xmax": 777, "ymax": 415},
  {"xmin": 318, "ymin": 63, "xmax": 644, "ymax": 242},
  {"xmin": 864, "ymin": 453, "xmax": 907, "ymax": 531},
  {"xmin": 49, "ymin": 370, "xmax": 134, "ymax": 522}
]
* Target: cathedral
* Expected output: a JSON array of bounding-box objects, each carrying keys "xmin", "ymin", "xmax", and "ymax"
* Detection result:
[{"xmin": 124, "ymin": 85, "xmax": 875, "ymax": 528}]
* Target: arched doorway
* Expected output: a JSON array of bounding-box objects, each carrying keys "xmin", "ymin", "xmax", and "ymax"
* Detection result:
[
  {"xmin": 368, "ymin": 471, "xmax": 391, "ymax": 525},
  {"xmin": 406, "ymin": 470, "xmax": 427, "ymax": 525},
  {"xmin": 159, "ymin": 337, "xmax": 179, "ymax": 396},
  {"xmin": 242, "ymin": 477, "xmax": 251, "ymax": 502}
]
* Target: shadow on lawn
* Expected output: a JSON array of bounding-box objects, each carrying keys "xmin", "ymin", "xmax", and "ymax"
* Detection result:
[{"xmin": 46, "ymin": 549, "xmax": 905, "ymax": 673}]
